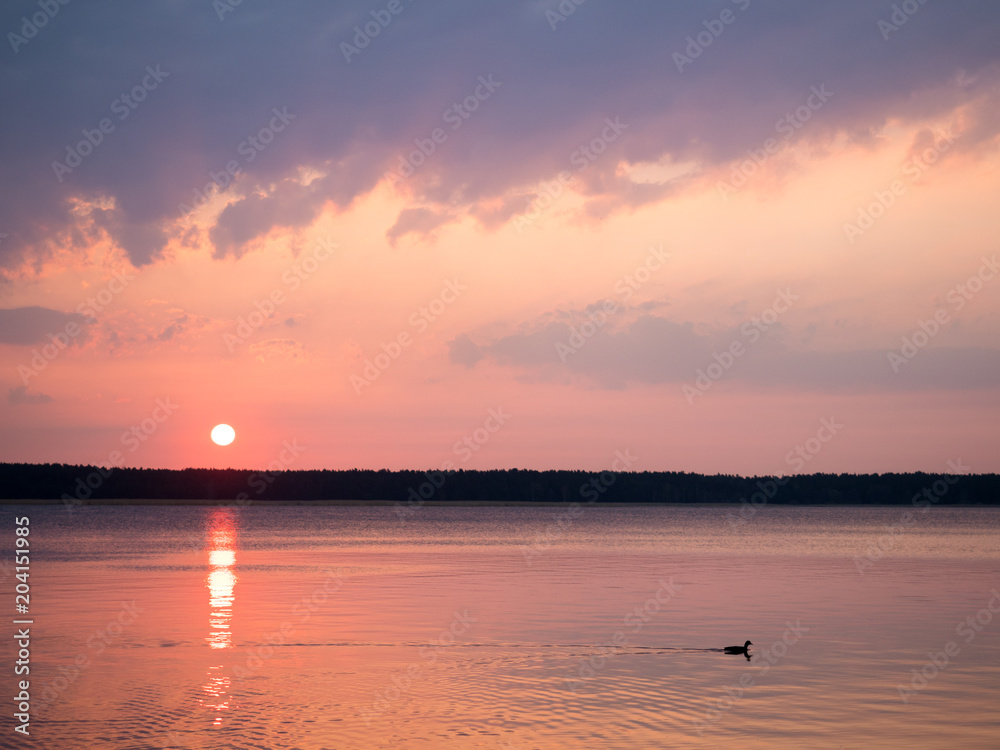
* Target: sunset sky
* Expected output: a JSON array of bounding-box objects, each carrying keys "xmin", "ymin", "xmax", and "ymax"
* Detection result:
[{"xmin": 1, "ymin": 0, "xmax": 998, "ymax": 475}]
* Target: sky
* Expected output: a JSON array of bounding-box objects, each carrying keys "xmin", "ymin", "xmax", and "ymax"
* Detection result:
[{"xmin": 0, "ymin": 0, "xmax": 998, "ymax": 475}]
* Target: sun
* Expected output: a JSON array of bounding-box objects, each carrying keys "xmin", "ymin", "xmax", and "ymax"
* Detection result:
[{"xmin": 211, "ymin": 424, "xmax": 236, "ymax": 446}]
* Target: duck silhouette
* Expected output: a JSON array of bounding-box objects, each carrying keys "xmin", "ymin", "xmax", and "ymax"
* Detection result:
[{"xmin": 724, "ymin": 640, "xmax": 752, "ymax": 658}]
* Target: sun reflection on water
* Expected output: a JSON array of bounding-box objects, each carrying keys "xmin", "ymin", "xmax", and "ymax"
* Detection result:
[
  {"xmin": 206, "ymin": 518, "xmax": 237, "ymax": 649},
  {"xmin": 201, "ymin": 508, "xmax": 238, "ymax": 726}
]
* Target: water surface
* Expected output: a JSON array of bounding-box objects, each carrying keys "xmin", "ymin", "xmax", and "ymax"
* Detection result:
[{"xmin": 3, "ymin": 504, "xmax": 999, "ymax": 749}]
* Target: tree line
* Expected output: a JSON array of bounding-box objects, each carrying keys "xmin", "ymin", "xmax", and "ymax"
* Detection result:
[{"xmin": 0, "ymin": 463, "xmax": 997, "ymax": 505}]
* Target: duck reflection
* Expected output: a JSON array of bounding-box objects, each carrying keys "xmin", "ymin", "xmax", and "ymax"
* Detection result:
[{"xmin": 200, "ymin": 508, "xmax": 239, "ymax": 725}]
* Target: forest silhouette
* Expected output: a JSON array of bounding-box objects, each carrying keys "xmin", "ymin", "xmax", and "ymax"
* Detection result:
[{"xmin": 1, "ymin": 463, "xmax": 997, "ymax": 505}]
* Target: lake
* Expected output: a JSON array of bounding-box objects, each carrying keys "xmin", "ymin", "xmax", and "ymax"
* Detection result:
[{"xmin": 3, "ymin": 503, "xmax": 999, "ymax": 749}]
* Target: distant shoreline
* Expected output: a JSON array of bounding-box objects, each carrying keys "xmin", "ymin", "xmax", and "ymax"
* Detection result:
[
  {"xmin": 3, "ymin": 463, "xmax": 998, "ymax": 505},
  {"xmin": 3, "ymin": 498, "xmax": 998, "ymax": 508}
]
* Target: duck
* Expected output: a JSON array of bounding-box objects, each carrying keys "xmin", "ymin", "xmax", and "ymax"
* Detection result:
[{"xmin": 724, "ymin": 640, "xmax": 752, "ymax": 655}]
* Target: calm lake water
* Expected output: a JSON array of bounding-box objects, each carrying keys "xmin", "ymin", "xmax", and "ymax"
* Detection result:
[{"xmin": 2, "ymin": 504, "xmax": 999, "ymax": 749}]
